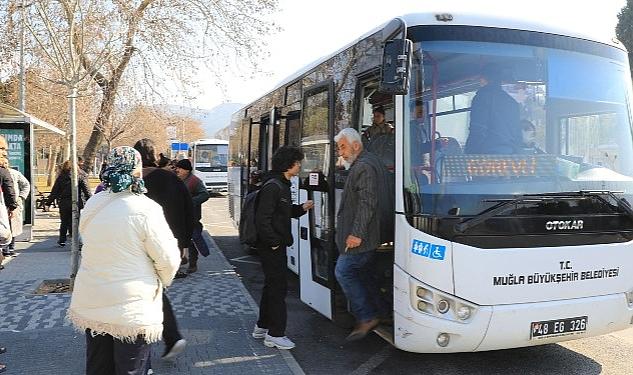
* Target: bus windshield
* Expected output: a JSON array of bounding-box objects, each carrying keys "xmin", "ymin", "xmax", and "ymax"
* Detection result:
[
  {"xmin": 404, "ymin": 37, "xmax": 633, "ymax": 216},
  {"xmin": 195, "ymin": 144, "xmax": 228, "ymax": 168}
]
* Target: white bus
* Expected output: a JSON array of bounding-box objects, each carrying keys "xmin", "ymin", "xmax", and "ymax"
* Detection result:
[
  {"xmin": 227, "ymin": 12, "xmax": 633, "ymax": 353},
  {"xmin": 190, "ymin": 139, "xmax": 229, "ymax": 193}
]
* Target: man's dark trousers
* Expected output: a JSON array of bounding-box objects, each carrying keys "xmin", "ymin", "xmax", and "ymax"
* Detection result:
[
  {"xmin": 85, "ymin": 329, "xmax": 151, "ymax": 375},
  {"xmin": 257, "ymin": 246, "xmax": 288, "ymax": 337}
]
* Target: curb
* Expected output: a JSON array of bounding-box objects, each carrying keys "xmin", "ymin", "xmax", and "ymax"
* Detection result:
[{"xmin": 202, "ymin": 230, "xmax": 306, "ymax": 375}]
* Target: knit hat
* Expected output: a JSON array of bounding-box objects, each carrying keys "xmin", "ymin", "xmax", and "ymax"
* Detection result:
[{"xmin": 175, "ymin": 158, "xmax": 193, "ymax": 171}]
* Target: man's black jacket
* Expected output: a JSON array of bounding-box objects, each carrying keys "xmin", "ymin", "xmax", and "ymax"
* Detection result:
[
  {"xmin": 143, "ymin": 166, "xmax": 194, "ymax": 250},
  {"xmin": 255, "ymin": 173, "xmax": 305, "ymax": 248},
  {"xmin": 0, "ymin": 168, "xmax": 16, "ymax": 210}
]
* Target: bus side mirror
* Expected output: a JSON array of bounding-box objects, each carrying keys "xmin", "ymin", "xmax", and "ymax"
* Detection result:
[{"xmin": 379, "ymin": 39, "xmax": 412, "ymax": 95}]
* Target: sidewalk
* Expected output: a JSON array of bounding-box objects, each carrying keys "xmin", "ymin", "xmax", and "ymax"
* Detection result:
[{"xmin": 0, "ymin": 209, "xmax": 304, "ymax": 375}]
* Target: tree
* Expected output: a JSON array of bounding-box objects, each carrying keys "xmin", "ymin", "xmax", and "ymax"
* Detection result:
[
  {"xmin": 617, "ymin": 0, "xmax": 633, "ymax": 79},
  {"xmin": 2, "ymin": 0, "xmax": 279, "ymax": 169},
  {"xmin": 0, "ymin": 69, "xmax": 97, "ymax": 182},
  {"xmin": 109, "ymin": 105, "xmax": 205, "ymax": 152}
]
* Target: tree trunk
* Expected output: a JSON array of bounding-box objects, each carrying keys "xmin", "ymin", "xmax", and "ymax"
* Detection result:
[
  {"xmin": 46, "ymin": 145, "xmax": 59, "ymax": 187},
  {"xmin": 82, "ymin": 83, "xmax": 119, "ymax": 172}
]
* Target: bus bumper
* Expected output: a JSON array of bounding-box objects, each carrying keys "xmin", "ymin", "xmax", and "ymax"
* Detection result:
[
  {"xmin": 206, "ymin": 184, "xmax": 227, "ymax": 192},
  {"xmin": 393, "ymin": 266, "xmax": 633, "ymax": 353}
]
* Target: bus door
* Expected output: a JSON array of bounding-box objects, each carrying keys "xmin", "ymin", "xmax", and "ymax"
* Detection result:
[
  {"xmin": 243, "ymin": 117, "xmax": 261, "ymax": 198},
  {"xmin": 299, "ymin": 82, "xmax": 335, "ymax": 318},
  {"xmin": 285, "ymin": 110, "xmax": 302, "ymax": 274},
  {"xmin": 258, "ymin": 115, "xmax": 270, "ymax": 172},
  {"xmin": 262, "ymin": 106, "xmax": 302, "ymax": 274},
  {"xmin": 244, "ymin": 114, "xmax": 273, "ymax": 196}
]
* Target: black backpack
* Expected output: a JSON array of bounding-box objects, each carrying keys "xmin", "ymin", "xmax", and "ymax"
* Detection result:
[{"xmin": 238, "ymin": 179, "xmax": 283, "ymax": 246}]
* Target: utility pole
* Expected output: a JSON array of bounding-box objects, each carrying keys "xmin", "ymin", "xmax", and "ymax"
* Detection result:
[
  {"xmin": 18, "ymin": 0, "xmax": 26, "ymax": 111},
  {"xmin": 68, "ymin": 85, "xmax": 80, "ymax": 287}
]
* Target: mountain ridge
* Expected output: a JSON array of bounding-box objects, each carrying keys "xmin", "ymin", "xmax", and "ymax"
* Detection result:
[{"xmin": 165, "ymin": 102, "xmax": 243, "ymax": 139}]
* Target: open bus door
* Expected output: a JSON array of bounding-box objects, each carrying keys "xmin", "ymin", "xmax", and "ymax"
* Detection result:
[
  {"xmin": 285, "ymin": 110, "xmax": 302, "ymax": 274},
  {"xmin": 298, "ymin": 82, "xmax": 336, "ymax": 319}
]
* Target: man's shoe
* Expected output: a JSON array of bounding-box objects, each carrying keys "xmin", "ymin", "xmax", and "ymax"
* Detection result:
[
  {"xmin": 180, "ymin": 257, "xmax": 188, "ymax": 265},
  {"xmin": 0, "ymin": 347, "xmax": 5, "ymax": 354},
  {"xmin": 186, "ymin": 265, "xmax": 197, "ymax": 274},
  {"xmin": 174, "ymin": 271, "xmax": 187, "ymax": 279},
  {"xmin": 252, "ymin": 325, "xmax": 268, "ymax": 339},
  {"xmin": 263, "ymin": 334, "xmax": 295, "ymax": 350},
  {"xmin": 4, "ymin": 250, "xmax": 14, "ymax": 256},
  {"xmin": 57, "ymin": 242, "xmax": 66, "ymax": 247},
  {"xmin": 345, "ymin": 318, "xmax": 380, "ymax": 342},
  {"xmin": 162, "ymin": 338, "xmax": 186, "ymax": 360}
]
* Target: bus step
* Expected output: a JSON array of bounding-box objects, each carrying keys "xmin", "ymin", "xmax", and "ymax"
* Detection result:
[{"xmin": 373, "ymin": 325, "xmax": 394, "ymax": 345}]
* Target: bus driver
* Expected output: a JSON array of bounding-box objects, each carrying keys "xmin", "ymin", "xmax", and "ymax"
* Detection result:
[{"xmin": 464, "ymin": 64, "xmax": 522, "ymax": 155}]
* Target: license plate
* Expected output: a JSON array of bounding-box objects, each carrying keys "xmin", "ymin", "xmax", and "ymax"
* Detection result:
[{"xmin": 530, "ymin": 316, "xmax": 588, "ymax": 339}]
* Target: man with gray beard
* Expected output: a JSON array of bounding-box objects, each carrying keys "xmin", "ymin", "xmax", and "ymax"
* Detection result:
[{"xmin": 334, "ymin": 128, "xmax": 388, "ymax": 341}]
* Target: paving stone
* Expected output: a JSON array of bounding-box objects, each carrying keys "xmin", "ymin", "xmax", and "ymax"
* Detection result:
[{"xmin": 0, "ymin": 208, "xmax": 302, "ymax": 374}]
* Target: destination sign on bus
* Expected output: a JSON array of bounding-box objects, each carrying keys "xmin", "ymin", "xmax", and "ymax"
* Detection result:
[{"xmin": 442, "ymin": 154, "xmax": 557, "ymax": 179}]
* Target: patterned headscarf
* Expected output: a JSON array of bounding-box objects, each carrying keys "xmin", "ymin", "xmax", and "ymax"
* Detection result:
[{"xmin": 101, "ymin": 146, "xmax": 147, "ymax": 194}]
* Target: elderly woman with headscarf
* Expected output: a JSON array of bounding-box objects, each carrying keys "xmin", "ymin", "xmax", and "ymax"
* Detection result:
[{"xmin": 67, "ymin": 146, "xmax": 181, "ymax": 375}]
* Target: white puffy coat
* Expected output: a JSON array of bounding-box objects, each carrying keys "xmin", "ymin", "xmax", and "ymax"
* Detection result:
[
  {"xmin": 68, "ymin": 190, "xmax": 181, "ymax": 343},
  {"xmin": 8, "ymin": 167, "xmax": 30, "ymax": 237}
]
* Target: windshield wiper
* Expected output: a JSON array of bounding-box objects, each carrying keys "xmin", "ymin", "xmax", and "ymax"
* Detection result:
[
  {"xmin": 578, "ymin": 190, "xmax": 633, "ymax": 218},
  {"xmin": 454, "ymin": 194, "xmax": 550, "ymax": 233},
  {"xmin": 454, "ymin": 190, "xmax": 633, "ymax": 234}
]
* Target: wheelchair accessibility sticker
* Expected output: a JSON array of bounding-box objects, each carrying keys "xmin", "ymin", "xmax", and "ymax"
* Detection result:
[{"xmin": 411, "ymin": 239, "xmax": 446, "ymax": 261}]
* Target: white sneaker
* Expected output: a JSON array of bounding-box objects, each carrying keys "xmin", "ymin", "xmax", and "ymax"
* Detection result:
[
  {"xmin": 252, "ymin": 325, "xmax": 268, "ymax": 339},
  {"xmin": 263, "ymin": 334, "xmax": 295, "ymax": 350}
]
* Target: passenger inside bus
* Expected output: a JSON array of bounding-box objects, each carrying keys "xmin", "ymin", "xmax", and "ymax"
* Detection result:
[
  {"xmin": 520, "ymin": 119, "xmax": 545, "ymax": 154},
  {"xmin": 464, "ymin": 64, "xmax": 522, "ymax": 154},
  {"xmin": 408, "ymin": 99, "xmax": 462, "ymax": 186},
  {"xmin": 361, "ymin": 105, "xmax": 394, "ymax": 146}
]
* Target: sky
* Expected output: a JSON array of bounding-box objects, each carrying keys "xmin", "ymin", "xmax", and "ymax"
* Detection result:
[{"xmin": 185, "ymin": 0, "xmax": 629, "ymax": 110}]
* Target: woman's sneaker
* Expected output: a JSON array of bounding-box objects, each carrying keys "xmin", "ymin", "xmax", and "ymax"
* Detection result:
[
  {"xmin": 263, "ymin": 334, "xmax": 295, "ymax": 350},
  {"xmin": 252, "ymin": 325, "xmax": 268, "ymax": 339}
]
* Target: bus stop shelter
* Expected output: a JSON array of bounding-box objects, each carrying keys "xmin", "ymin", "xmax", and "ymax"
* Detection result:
[{"xmin": 0, "ymin": 102, "xmax": 66, "ymax": 241}]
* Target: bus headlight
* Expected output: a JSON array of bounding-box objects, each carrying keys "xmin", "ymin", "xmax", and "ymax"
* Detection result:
[
  {"xmin": 410, "ymin": 277, "xmax": 479, "ymax": 322},
  {"xmin": 456, "ymin": 306, "xmax": 471, "ymax": 320},
  {"xmin": 416, "ymin": 287, "xmax": 427, "ymax": 298},
  {"xmin": 437, "ymin": 299, "xmax": 450, "ymax": 314}
]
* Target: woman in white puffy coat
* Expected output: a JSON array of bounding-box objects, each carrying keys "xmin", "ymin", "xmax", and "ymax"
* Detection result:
[{"xmin": 67, "ymin": 146, "xmax": 180, "ymax": 375}]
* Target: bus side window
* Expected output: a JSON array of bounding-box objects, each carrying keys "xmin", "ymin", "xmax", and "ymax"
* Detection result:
[{"xmin": 355, "ymin": 77, "xmax": 395, "ymax": 170}]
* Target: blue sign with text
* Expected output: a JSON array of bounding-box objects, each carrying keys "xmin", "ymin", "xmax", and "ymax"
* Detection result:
[
  {"xmin": 411, "ymin": 239, "xmax": 446, "ymax": 261},
  {"xmin": 171, "ymin": 142, "xmax": 189, "ymax": 151}
]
